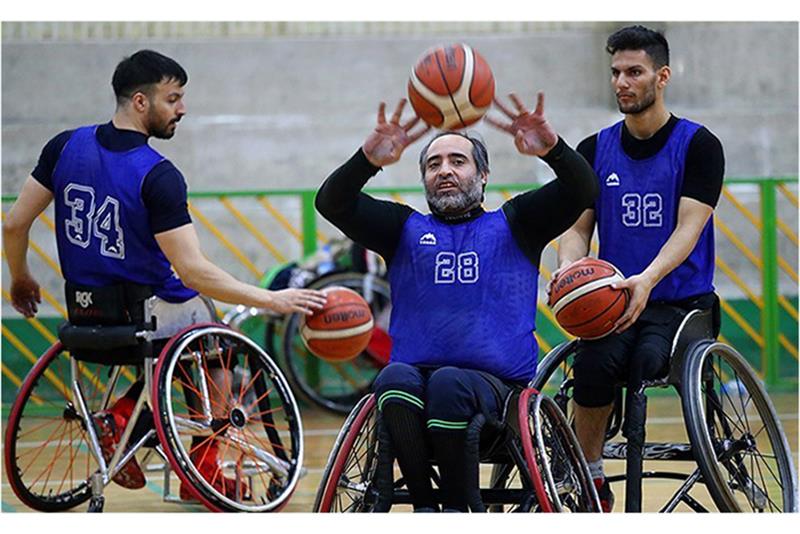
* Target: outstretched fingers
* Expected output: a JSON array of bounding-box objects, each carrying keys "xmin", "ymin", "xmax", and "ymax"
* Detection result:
[
  {"xmin": 376, "ymin": 102, "xmax": 387, "ymax": 125},
  {"xmin": 483, "ymin": 114, "xmax": 513, "ymax": 134},
  {"xmin": 390, "ymin": 98, "xmax": 407, "ymax": 125},
  {"xmin": 493, "ymin": 95, "xmax": 517, "ymax": 120},
  {"xmin": 533, "ymin": 91, "xmax": 545, "ymax": 117},
  {"xmin": 509, "ymin": 92, "xmax": 529, "ymax": 115},
  {"xmin": 406, "ymin": 122, "xmax": 431, "ymax": 144}
]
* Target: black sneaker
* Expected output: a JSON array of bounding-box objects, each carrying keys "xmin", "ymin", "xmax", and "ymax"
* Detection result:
[{"xmin": 593, "ymin": 477, "xmax": 614, "ymax": 513}]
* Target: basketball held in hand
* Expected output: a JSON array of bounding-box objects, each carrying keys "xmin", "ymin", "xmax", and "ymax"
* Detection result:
[
  {"xmin": 300, "ymin": 286, "xmax": 375, "ymax": 362},
  {"xmin": 548, "ymin": 258, "xmax": 629, "ymax": 340},
  {"xmin": 407, "ymin": 43, "xmax": 494, "ymax": 130}
]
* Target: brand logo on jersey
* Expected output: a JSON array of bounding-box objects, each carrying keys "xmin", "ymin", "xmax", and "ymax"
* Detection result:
[
  {"xmin": 605, "ymin": 173, "xmax": 620, "ymax": 187},
  {"xmin": 75, "ymin": 291, "xmax": 93, "ymax": 308},
  {"xmin": 419, "ymin": 232, "xmax": 437, "ymax": 246}
]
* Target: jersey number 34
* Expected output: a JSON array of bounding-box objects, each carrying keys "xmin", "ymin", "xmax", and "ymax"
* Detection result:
[{"xmin": 64, "ymin": 184, "xmax": 125, "ymax": 259}]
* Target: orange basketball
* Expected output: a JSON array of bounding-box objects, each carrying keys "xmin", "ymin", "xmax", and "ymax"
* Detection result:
[
  {"xmin": 407, "ymin": 43, "xmax": 495, "ymax": 130},
  {"xmin": 548, "ymin": 258, "xmax": 629, "ymax": 340},
  {"xmin": 300, "ymin": 286, "xmax": 374, "ymax": 362}
]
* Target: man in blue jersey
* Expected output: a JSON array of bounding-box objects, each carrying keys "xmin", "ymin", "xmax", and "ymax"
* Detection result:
[
  {"xmin": 3, "ymin": 50, "xmax": 326, "ymax": 497},
  {"xmin": 553, "ymin": 25, "xmax": 725, "ymax": 512},
  {"xmin": 316, "ymin": 93, "xmax": 598, "ymax": 511}
]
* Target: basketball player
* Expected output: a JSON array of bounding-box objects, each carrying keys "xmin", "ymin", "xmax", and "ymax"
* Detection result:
[
  {"xmin": 552, "ymin": 25, "xmax": 725, "ymax": 511},
  {"xmin": 316, "ymin": 93, "xmax": 598, "ymax": 512},
  {"xmin": 3, "ymin": 50, "xmax": 326, "ymax": 498}
]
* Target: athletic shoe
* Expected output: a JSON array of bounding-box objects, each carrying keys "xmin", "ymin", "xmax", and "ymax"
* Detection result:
[
  {"xmin": 93, "ymin": 411, "xmax": 146, "ymax": 489},
  {"xmin": 179, "ymin": 440, "xmax": 249, "ymax": 501},
  {"xmin": 594, "ymin": 477, "xmax": 614, "ymax": 513}
]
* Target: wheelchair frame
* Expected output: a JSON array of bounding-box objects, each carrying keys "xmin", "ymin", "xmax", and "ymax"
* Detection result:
[
  {"xmin": 313, "ymin": 388, "xmax": 602, "ymax": 513},
  {"xmin": 4, "ymin": 321, "xmax": 304, "ymax": 513},
  {"xmin": 530, "ymin": 308, "xmax": 798, "ymax": 513}
]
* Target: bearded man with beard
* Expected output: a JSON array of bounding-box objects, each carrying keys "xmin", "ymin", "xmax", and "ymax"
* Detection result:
[
  {"xmin": 3, "ymin": 49, "xmax": 325, "ymax": 499},
  {"xmin": 552, "ymin": 25, "xmax": 725, "ymax": 512},
  {"xmin": 316, "ymin": 92, "xmax": 598, "ymax": 512}
]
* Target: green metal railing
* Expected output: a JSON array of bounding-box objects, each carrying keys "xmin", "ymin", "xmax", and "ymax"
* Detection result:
[{"xmin": 2, "ymin": 178, "xmax": 798, "ymax": 396}]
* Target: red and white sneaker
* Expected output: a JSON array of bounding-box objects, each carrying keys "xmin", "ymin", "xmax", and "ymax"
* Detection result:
[
  {"xmin": 594, "ymin": 477, "xmax": 615, "ymax": 513},
  {"xmin": 179, "ymin": 440, "xmax": 249, "ymax": 501},
  {"xmin": 92, "ymin": 411, "xmax": 146, "ymax": 489}
]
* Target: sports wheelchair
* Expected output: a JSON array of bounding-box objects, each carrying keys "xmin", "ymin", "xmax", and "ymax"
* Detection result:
[
  {"xmin": 313, "ymin": 387, "xmax": 602, "ymax": 512},
  {"xmin": 530, "ymin": 307, "xmax": 798, "ymax": 512},
  {"xmin": 4, "ymin": 283, "xmax": 303, "ymax": 512},
  {"xmin": 225, "ymin": 239, "xmax": 392, "ymax": 414}
]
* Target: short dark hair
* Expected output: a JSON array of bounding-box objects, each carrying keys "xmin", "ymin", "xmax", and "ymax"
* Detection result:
[
  {"xmin": 112, "ymin": 50, "xmax": 188, "ymax": 104},
  {"xmin": 418, "ymin": 131, "xmax": 490, "ymax": 177},
  {"xmin": 606, "ymin": 25, "xmax": 670, "ymax": 69}
]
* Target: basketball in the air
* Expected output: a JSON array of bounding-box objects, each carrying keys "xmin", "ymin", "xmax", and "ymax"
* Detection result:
[
  {"xmin": 548, "ymin": 258, "xmax": 629, "ymax": 340},
  {"xmin": 300, "ymin": 286, "xmax": 375, "ymax": 362},
  {"xmin": 407, "ymin": 43, "xmax": 495, "ymax": 130}
]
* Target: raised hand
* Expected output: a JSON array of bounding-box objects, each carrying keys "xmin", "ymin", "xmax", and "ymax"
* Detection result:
[
  {"xmin": 362, "ymin": 99, "xmax": 431, "ymax": 167},
  {"xmin": 10, "ymin": 273, "xmax": 41, "ymax": 318},
  {"xmin": 485, "ymin": 91, "xmax": 558, "ymax": 157},
  {"xmin": 267, "ymin": 288, "xmax": 328, "ymax": 316}
]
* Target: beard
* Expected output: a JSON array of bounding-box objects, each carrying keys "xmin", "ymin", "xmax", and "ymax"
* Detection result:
[
  {"xmin": 617, "ymin": 82, "xmax": 657, "ymax": 115},
  {"xmin": 147, "ymin": 109, "xmax": 178, "ymax": 139},
  {"xmin": 425, "ymin": 172, "xmax": 484, "ymax": 216}
]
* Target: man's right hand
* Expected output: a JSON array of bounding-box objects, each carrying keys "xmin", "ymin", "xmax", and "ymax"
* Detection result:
[
  {"xmin": 10, "ymin": 273, "xmax": 41, "ymax": 318},
  {"xmin": 265, "ymin": 288, "xmax": 328, "ymax": 316},
  {"xmin": 362, "ymin": 99, "xmax": 430, "ymax": 167},
  {"xmin": 546, "ymin": 259, "xmax": 581, "ymax": 302}
]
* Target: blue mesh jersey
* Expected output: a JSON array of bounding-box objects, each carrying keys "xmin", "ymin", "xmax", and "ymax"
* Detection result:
[
  {"xmin": 594, "ymin": 119, "xmax": 715, "ymax": 302},
  {"xmin": 388, "ymin": 210, "xmax": 539, "ymax": 383},
  {"xmin": 51, "ymin": 125, "xmax": 197, "ymax": 302}
]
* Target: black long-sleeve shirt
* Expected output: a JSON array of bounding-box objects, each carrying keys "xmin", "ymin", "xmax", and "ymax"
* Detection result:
[{"xmin": 316, "ymin": 137, "xmax": 599, "ymax": 267}]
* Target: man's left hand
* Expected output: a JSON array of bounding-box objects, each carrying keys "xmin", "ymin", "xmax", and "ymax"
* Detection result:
[
  {"xmin": 484, "ymin": 91, "xmax": 558, "ymax": 157},
  {"xmin": 612, "ymin": 273, "xmax": 656, "ymax": 333}
]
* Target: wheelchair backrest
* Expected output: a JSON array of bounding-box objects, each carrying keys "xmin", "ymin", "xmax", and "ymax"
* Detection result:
[{"xmin": 60, "ymin": 281, "xmax": 154, "ymax": 364}]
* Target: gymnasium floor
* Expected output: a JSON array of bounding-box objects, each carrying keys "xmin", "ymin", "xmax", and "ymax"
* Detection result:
[{"xmin": 2, "ymin": 392, "xmax": 797, "ymax": 513}]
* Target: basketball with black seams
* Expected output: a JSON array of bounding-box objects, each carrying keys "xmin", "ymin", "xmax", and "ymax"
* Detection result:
[
  {"xmin": 548, "ymin": 258, "xmax": 630, "ymax": 340},
  {"xmin": 300, "ymin": 286, "xmax": 375, "ymax": 362},
  {"xmin": 407, "ymin": 43, "xmax": 495, "ymax": 130}
]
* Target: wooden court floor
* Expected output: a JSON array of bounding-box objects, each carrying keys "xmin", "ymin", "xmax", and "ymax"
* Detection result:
[{"xmin": 2, "ymin": 392, "xmax": 797, "ymax": 513}]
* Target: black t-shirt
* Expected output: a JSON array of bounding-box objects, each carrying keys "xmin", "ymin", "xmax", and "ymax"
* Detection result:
[
  {"xmin": 31, "ymin": 122, "xmax": 192, "ymax": 234},
  {"xmin": 315, "ymin": 137, "xmax": 599, "ymax": 267},
  {"xmin": 576, "ymin": 114, "xmax": 725, "ymax": 208}
]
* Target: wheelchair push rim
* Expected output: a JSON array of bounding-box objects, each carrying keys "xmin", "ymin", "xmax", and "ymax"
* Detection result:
[
  {"xmin": 314, "ymin": 394, "xmax": 379, "ymax": 512},
  {"xmin": 152, "ymin": 325, "xmax": 303, "ymax": 512},
  {"xmin": 682, "ymin": 342, "xmax": 798, "ymax": 513}
]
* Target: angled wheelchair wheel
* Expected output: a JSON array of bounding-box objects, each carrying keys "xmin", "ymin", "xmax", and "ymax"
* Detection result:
[
  {"xmin": 682, "ymin": 342, "xmax": 798, "ymax": 512},
  {"xmin": 518, "ymin": 389, "xmax": 601, "ymax": 512},
  {"xmin": 152, "ymin": 324, "xmax": 303, "ymax": 512},
  {"xmin": 314, "ymin": 394, "xmax": 380, "ymax": 512},
  {"xmin": 281, "ymin": 272, "xmax": 391, "ymax": 413},
  {"xmin": 4, "ymin": 342, "xmax": 133, "ymax": 511}
]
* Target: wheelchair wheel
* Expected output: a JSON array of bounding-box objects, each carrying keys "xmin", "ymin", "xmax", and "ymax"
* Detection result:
[
  {"xmin": 4, "ymin": 342, "xmax": 132, "ymax": 511},
  {"xmin": 519, "ymin": 389, "xmax": 601, "ymax": 512},
  {"xmin": 281, "ymin": 272, "xmax": 391, "ymax": 413},
  {"xmin": 682, "ymin": 342, "xmax": 798, "ymax": 512},
  {"xmin": 314, "ymin": 394, "xmax": 380, "ymax": 512},
  {"xmin": 152, "ymin": 324, "xmax": 303, "ymax": 512}
]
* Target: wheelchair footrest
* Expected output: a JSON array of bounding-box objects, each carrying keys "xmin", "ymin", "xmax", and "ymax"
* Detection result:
[{"xmin": 603, "ymin": 441, "xmax": 694, "ymax": 461}]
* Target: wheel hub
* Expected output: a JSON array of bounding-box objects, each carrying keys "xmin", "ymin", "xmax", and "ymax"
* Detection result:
[{"xmin": 229, "ymin": 406, "xmax": 248, "ymax": 429}]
